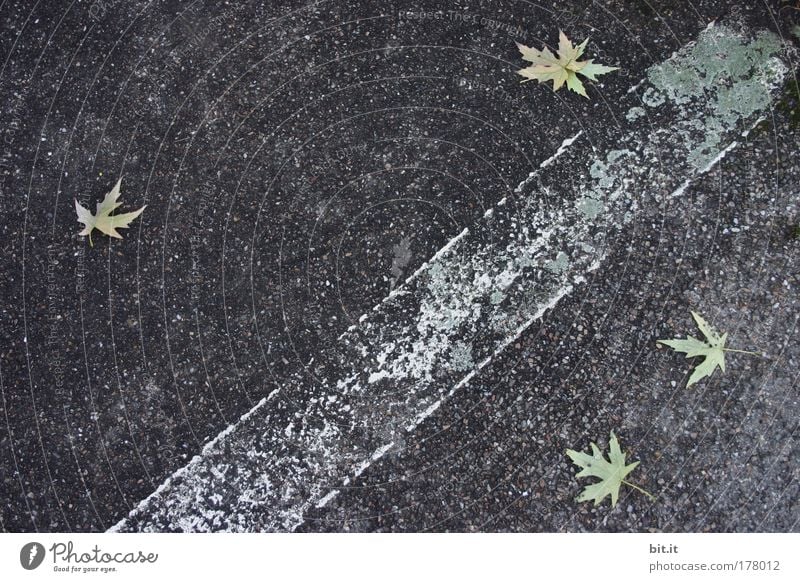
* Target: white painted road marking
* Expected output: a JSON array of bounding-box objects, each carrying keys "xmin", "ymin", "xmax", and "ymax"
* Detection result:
[{"xmin": 111, "ymin": 23, "xmax": 789, "ymax": 532}]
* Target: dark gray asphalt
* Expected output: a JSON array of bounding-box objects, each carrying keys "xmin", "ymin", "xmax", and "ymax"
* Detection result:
[{"xmin": 0, "ymin": 0, "xmax": 797, "ymax": 532}]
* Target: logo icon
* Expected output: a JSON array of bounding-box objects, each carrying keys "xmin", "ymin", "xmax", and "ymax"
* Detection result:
[{"xmin": 20, "ymin": 542, "xmax": 46, "ymax": 570}]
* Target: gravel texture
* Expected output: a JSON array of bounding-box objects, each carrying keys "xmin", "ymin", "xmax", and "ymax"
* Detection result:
[{"xmin": 0, "ymin": 0, "xmax": 797, "ymax": 532}]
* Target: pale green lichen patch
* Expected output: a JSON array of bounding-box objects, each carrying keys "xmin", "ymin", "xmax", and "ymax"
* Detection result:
[
  {"xmin": 588, "ymin": 149, "xmax": 634, "ymax": 193},
  {"xmin": 577, "ymin": 196, "xmax": 605, "ymax": 219},
  {"xmin": 577, "ymin": 148, "xmax": 635, "ymax": 220},
  {"xmin": 642, "ymin": 87, "xmax": 665, "ymax": 107},
  {"xmin": 590, "ymin": 158, "xmax": 616, "ymax": 190},
  {"xmin": 644, "ymin": 24, "xmax": 786, "ymax": 169},
  {"xmin": 626, "ymin": 106, "xmax": 646, "ymax": 122},
  {"xmin": 448, "ymin": 341, "xmax": 474, "ymax": 372},
  {"xmin": 545, "ymin": 251, "xmax": 570, "ymax": 274}
]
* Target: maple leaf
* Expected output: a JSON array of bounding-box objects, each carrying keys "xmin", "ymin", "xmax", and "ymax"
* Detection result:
[
  {"xmin": 75, "ymin": 178, "xmax": 146, "ymax": 247},
  {"xmin": 658, "ymin": 311, "xmax": 760, "ymax": 387},
  {"xmin": 566, "ymin": 431, "xmax": 653, "ymax": 507},
  {"xmin": 516, "ymin": 31, "xmax": 619, "ymax": 97}
]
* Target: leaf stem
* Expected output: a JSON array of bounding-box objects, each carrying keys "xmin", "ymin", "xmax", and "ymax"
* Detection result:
[
  {"xmin": 89, "ymin": 231, "xmax": 93, "ymax": 248},
  {"xmin": 622, "ymin": 480, "xmax": 655, "ymax": 501},
  {"xmin": 722, "ymin": 348, "xmax": 762, "ymax": 356}
]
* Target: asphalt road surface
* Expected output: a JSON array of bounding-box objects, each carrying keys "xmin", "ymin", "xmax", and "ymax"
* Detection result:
[{"xmin": 1, "ymin": 0, "xmax": 798, "ymax": 532}]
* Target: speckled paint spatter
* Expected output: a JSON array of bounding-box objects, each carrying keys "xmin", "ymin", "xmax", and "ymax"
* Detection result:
[{"xmin": 111, "ymin": 22, "xmax": 788, "ymax": 532}]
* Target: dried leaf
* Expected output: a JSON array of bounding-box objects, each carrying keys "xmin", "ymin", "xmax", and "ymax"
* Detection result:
[
  {"xmin": 566, "ymin": 431, "xmax": 651, "ymax": 507},
  {"xmin": 658, "ymin": 311, "xmax": 732, "ymax": 386},
  {"xmin": 75, "ymin": 178, "xmax": 145, "ymax": 246},
  {"xmin": 516, "ymin": 31, "xmax": 619, "ymax": 97}
]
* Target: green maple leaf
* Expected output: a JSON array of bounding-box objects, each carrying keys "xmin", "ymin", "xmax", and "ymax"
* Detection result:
[
  {"xmin": 75, "ymin": 178, "xmax": 146, "ymax": 247},
  {"xmin": 566, "ymin": 431, "xmax": 653, "ymax": 507},
  {"xmin": 658, "ymin": 311, "xmax": 760, "ymax": 387},
  {"xmin": 516, "ymin": 31, "xmax": 619, "ymax": 97}
]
